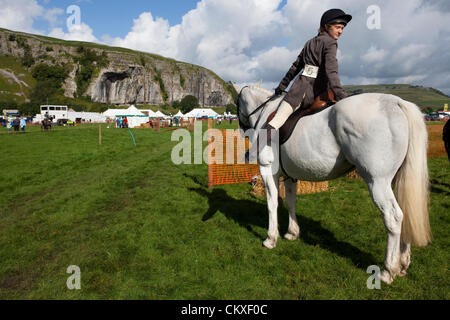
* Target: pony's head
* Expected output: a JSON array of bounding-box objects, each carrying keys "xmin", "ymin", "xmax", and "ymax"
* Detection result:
[{"xmin": 233, "ymin": 82, "xmax": 273, "ymax": 132}]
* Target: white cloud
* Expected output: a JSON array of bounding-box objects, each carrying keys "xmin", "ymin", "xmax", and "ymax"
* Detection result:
[
  {"xmin": 362, "ymin": 46, "xmax": 387, "ymax": 64},
  {"xmin": 0, "ymin": 0, "xmax": 97, "ymax": 42},
  {"xmin": 1, "ymin": 0, "xmax": 449, "ymax": 95},
  {"xmin": 48, "ymin": 23, "xmax": 98, "ymax": 43},
  {"xmin": 108, "ymin": 12, "xmax": 177, "ymax": 58},
  {"xmin": 0, "ymin": 0, "xmax": 43, "ymax": 33},
  {"xmin": 42, "ymin": 7, "xmax": 64, "ymax": 29},
  {"xmin": 106, "ymin": 0, "xmax": 286, "ymax": 84},
  {"xmin": 102, "ymin": 0, "xmax": 450, "ymax": 95}
]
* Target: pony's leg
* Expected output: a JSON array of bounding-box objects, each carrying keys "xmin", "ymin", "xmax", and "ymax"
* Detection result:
[
  {"xmin": 367, "ymin": 178, "xmax": 403, "ymax": 284},
  {"xmin": 284, "ymin": 179, "xmax": 300, "ymax": 241},
  {"xmin": 260, "ymin": 165, "xmax": 280, "ymax": 249},
  {"xmin": 399, "ymin": 242, "xmax": 411, "ymax": 276}
]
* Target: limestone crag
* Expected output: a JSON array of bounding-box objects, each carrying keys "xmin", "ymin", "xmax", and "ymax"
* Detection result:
[
  {"xmin": 0, "ymin": 28, "xmax": 234, "ymax": 106},
  {"xmin": 89, "ymin": 64, "xmax": 233, "ymax": 106}
]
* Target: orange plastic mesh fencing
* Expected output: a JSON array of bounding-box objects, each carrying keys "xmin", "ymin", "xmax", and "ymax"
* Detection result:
[{"xmin": 207, "ymin": 128, "xmax": 260, "ymax": 187}]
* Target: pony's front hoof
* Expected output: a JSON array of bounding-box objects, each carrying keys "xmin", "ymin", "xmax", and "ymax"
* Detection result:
[
  {"xmin": 284, "ymin": 233, "xmax": 299, "ymax": 241},
  {"xmin": 399, "ymin": 270, "xmax": 407, "ymax": 277},
  {"xmin": 380, "ymin": 270, "xmax": 394, "ymax": 284},
  {"xmin": 263, "ymin": 238, "xmax": 277, "ymax": 249}
]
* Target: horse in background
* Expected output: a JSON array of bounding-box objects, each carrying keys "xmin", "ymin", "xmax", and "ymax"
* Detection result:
[{"xmin": 41, "ymin": 118, "xmax": 52, "ymax": 131}]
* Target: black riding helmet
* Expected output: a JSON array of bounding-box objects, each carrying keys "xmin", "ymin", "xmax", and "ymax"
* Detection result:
[{"xmin": 321, "ymin": 9, "xmax": 352, "ymax": 27}]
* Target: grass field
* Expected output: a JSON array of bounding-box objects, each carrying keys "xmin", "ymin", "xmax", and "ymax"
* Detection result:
[{"xmin": 0, "ymin": 122, "xmax": 448, "ymax": 300}]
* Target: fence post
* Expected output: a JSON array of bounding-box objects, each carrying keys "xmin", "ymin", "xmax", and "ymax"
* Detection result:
[{"xmin": 208, "ymin": 118, "xmax": 213, "ymax": 188}]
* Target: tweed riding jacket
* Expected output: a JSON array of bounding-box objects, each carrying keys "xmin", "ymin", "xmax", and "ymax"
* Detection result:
[{"xmin": 278, "ymin": 32, "xmax": 347, "ymax": 110}]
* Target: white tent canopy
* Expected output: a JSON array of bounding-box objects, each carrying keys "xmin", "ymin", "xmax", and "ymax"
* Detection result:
[
  {"xmin": 155, "ymin": 110, "xmax": 169, "ymax": 118},
  {"xmin": 103, "ymin": 105, "xmax": 145, "ymax": 118},
  {"xmin": 183, "ymin": 108, "xmax": 219, "ymax": 119},
  {"xmin": 174, "ymin": 110, "xmax": 184, "ymax": 117},
  {"xmin": 140, "ymin": 109, "xmax": 158, "ymax": 117},
  {"xmin": 103, "ymin": 105, "xmax": 150, "ymax": 128},
  {"xmin": 126, "ymin": 105, "xmax": 145, "ymax": 116}
]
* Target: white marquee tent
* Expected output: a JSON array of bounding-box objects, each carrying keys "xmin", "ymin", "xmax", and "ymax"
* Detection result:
[
  {"xmin": 140, "ymin": 109, "xmax": 158, "ymax": 118},
  {"xmin": 183, "ymin": 108, "xmax": 219, "ymax": 119},
  {"xmin": 103, "ymin": 106, "xmax": 149, "ymax": 128},
  {"xmin": 155, "ymin": 110, "xmax": 169, "ymax": 118},
  {"xmin": 103, "ymin": 106, "xmax": 146, "ymax": 117},
  {"xmin": 174, "ymin": 111, "xmax": 184, "ymax": 118}
]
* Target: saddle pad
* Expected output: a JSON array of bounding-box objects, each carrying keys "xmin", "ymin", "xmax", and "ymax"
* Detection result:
[{"xmin": 278, "ymin": 104, "xmax": 332, "ymax": 145}]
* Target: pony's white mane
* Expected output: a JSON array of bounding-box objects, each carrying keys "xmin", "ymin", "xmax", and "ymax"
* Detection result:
[
  {"xmin": 248, "ymin": 85, "xmax": 272, "ymax": 96},
  {"xmin": 247, "ymin": 85, "xmax": 273, "ymax": 101}
]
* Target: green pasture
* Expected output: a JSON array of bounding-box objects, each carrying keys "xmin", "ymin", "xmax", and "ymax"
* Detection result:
[{"xmin": 0, "ymin": 123, "xmax": 448, "ymax": 299}]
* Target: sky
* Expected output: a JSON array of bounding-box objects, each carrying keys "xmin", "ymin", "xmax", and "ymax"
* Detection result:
[{"xmin": 1, "ymin": 0, "xmax": 450, "ymax": 96}]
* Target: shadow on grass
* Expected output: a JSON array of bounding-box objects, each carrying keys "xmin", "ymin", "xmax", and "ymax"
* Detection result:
[
  {"xmin": 430, "ymin": 179, "xmax": 450, "ymax": 196},
  {"xmin": 185, "ymin": 173, "xmax": 378, "ymax": 270}
]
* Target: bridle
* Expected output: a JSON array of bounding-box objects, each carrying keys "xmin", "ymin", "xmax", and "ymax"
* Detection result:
[{"xmin": 236, "ymin": 86, "xmax": 276, "ymax": 132}]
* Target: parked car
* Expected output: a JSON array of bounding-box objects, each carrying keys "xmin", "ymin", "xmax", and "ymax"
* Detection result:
[
  {"xmin": 426, "ymin": 113, "xmax": 441, "ymax": 121},
  {"xmin": 438, "ymin": 112, "xmax": 450, "ymax": 120},
  {"xmin": 57, "ymin": 119, "xmax": 70, "ymax": 126}
]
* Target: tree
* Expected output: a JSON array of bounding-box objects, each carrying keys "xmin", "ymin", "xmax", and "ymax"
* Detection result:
[
  {"xmin": 180, "ymin": 95, "xmax": 199, "ymax": 113},
  {"xmin": 172, "ymin": 100, "xmax": 181, "ymax": 110},
  {"xmin": 225, "ymin": 103, "xmax": 237, "ymax": 114},
  {"xmin": 18, "ymin": 102, "xmax": 40, "ymax": 116}
]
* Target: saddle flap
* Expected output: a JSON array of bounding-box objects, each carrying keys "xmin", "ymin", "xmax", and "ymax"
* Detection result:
[{"xmin": 278, "ymin": 90, "xmax": 336, "ymax": 145}]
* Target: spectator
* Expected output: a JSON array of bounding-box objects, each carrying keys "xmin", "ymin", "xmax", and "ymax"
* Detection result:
[
  {"xmin": 123, "ymin": 117, "xmax": 128, "ymax": 128},
  {"xmin": 116, "ymin": 117, "xmax": 120, "ymax": 128},
  {"xmin": 13, "ymin": 117, "xmax": 20, "ymax": 134},
  {"xmin": 20, "ymin": 117, "xmax": 26, "ymax": 133},
  {"xmin": 7, "ymin": 119, "xmax": 12, "ymax": 134}
]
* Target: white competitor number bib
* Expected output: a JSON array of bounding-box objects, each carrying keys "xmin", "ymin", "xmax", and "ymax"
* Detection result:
[{"xmin": 302, "ymin": 64, "xmax": 319, "ymax": 78}]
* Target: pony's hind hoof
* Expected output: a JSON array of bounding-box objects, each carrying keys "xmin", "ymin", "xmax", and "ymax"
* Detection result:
[
  {"xmin": 262, "ymin": 238, "xmax": 277, "ymax": 249},
  {"xmin": 380, "ymin": 270, "xmax": 394, "ymax": 284},
  {"xmin": 284, "ymin": 233, "xmax": 299, "ymax": 241}
]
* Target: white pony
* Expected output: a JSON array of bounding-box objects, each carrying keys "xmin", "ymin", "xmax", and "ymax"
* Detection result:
[{"xmin": 234, "ymin": 83, "xmax": 431, "ymax": 284}]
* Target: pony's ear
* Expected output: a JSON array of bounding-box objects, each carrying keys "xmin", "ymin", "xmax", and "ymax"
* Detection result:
[
  {"xmin": 256, "ymin": 80, "xmax": 262, "ymax": 88},
  {"xmin": 231, "ymin": 81, "xmax": 241, "ymax": 93}
]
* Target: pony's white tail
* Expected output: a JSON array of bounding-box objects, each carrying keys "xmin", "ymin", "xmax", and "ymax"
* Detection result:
[{"xmin": 394, "ymin": 99, "xmax": 432, "ymax": 246}]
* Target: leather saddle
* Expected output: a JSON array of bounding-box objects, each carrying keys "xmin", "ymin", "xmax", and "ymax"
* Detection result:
[{"xmin": 269, "ymin": 90, "xmax": 337, "ymax": 145}]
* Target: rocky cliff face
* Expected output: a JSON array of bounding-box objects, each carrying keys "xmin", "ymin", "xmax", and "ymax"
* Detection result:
[
  {"xmin": 88, "ymin": 58, "xmax": 233, "ymax": 106},
  {"xmin": 0, "ymin": 28, "xmax": 234, "ymax": 106},
  {"xmin": 88, "ymin": 64, "xmax": 232, "ymax": 106}
]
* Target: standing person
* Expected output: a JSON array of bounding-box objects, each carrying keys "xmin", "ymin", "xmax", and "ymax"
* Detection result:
[
  {"xmin": 20, "ymin": 117, "xmax": 26, "ymax": 133},
  {"xmin": 7, "ymin": 119, "xmax": 12, "ymax": 134},
  {"xmin": 116, "ymin": 117, "xmax": 120, "ymax": 128},
  {"xmin": 123, "ymin": 117, "xmax": 128, "ymax": 128},
  {"xmin": 119, "ymin": 117, "xmax": 123, "ymax": 128},
  {"xmin": 268, "ymin": 8, "xmax": 352, "ymax": 131},
  {"xmin": 444, "ymin": 120, "xmax": 450, "ymax": 161},
  {"xmin": 13, "ymin": 117, "xmax": 20, "ymax": 134}
]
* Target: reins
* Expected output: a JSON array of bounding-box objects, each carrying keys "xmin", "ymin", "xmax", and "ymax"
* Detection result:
[
  {"xmin": 237, "ymin": 87, "xmax": 295, "ymax": 181},
  {"xmin": 237, "ymin": 86, "xmax": 277, "ymax": 131}
]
